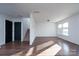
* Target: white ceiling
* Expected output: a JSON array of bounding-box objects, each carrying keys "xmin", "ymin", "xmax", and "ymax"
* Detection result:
[{"xmin": 0, "ymin": 3, "xmax": 79, "ymax": 22}]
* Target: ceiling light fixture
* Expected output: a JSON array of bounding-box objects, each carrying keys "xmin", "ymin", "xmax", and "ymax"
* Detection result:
[
  {"xmin": 47, "ymin": 19, "xmax": 50, "ymax": 22},
  {"xmin": 33, "ymin": 11, "xmax": 40, "ymax": 13}
]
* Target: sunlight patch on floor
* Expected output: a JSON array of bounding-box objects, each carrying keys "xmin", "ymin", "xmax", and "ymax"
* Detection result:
[
  {"xmin": 36, "ymin": 44, "xmax": 61, "ymax": 56},
  {"xmin": 25, "ymin": 47, "xmax": 34, "ymax": 56},
  {"xmin": 36, "ymin": 41, "xmax": 54, "ymax": 51},
  {"xmin": 11, "ymin": 47, "xmax": 34, "ymax": 56},
  {"xmin": 12, "ymin": 51, "xmax": 24, "ymax": 56},
  {"xmin": 11, "ymin": 44, "xmax": 61, "ymax": 56}
]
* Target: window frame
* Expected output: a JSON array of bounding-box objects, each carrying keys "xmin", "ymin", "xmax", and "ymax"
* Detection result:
[{"xmin": 58, "ymin": 22, "xmax": 69, "ymax": 36}]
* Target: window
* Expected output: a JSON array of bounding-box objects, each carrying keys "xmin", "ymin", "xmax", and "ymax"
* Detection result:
[
  {"xmin": 58, "ymin": 22, "xmax": 69, "ymax": 36},
  {"xmin": 58, "ymin": 24, "xmax": 62, "ymax": 29},
  {"xmin": 62, "ymin": 22, "xmax": 69, "ymax": 36},
  {"xmin": 58, "ymin": 24, "xmax": 63, "ymax": 35}
]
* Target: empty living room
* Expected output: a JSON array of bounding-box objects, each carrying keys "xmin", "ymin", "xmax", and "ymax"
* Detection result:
[{"xmin": 0, "ymin": 3, "xmax": 79, "ymax": 57}]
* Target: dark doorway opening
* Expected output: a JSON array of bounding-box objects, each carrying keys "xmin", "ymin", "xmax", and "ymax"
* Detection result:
[
  {"xmin": 5, "ymin": 20, "xmax": 12, "ymax": 43},
  {"xmin": 14, "ymin": 22, "xmax": 21, "ymax": 42}
]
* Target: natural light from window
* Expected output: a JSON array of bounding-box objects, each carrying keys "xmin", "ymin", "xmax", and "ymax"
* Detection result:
[
  {"xmin": 58, "ymin": 24, "xmax": 62, "ymax": 29},
  {"xmin": 58, "ymin": 22, "xmax": 69, "ymax": 36},
  {"xmin": 62, "ymin": 22, "xmax": 69, "ymax": 36}
]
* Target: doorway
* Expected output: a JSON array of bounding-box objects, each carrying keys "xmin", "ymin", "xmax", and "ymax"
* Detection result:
[
  {"xmin": 14, "ymin": 22, "xmax": 21, "ymax": 42},
  {"xmin": 5, "ymin": 20, "xmax": 12, "ymax": 43}
]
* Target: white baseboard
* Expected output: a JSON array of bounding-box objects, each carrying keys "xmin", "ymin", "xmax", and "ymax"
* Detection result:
[{"xmin": 36, "ymin": 36, "xmax": 57, "ymax": 37}]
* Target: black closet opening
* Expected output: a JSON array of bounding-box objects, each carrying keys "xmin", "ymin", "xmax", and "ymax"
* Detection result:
[
  {"xmin": 5, "ymin": 20, "xmax": 12, "ymax": 43},
  {"xmin": 14, "ymin": 22, "xmax": 21, "ymax": 42}
]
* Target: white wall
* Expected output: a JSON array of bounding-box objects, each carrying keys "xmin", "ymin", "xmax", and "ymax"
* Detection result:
[
  {"xmin": 11, "ymin": 17, "xmax": 30, "ymax": 42},
  {"xmin": 0, "ymin": 15, "xmax": 12, "ymax": 46},
  {"xmin": 11, "ymin": 18, "xmax": 23, "ymax": 42},
  {"xmin": 0, "ymin": 14, "xmax": 30, "ymax": 45},
  {"xmin": 29, "ymin": 13, "xmax": 56, "ymax": 45},
  {"xmin": 31, "ymin": 13, "xmax": 56, "ymax": 37},
  {"xmin": 56, "ymin": 13, "xmax": 79, "ymax": 45},
  {"xmin": 22, "ymin": 18, "xmax": 30, "ymax": 41},
  {"xmin": 30, "ymin": 14, "xmax": 36, "ymax": 45},
  {"xmin": 0, "ymin": 15, "xmax": 6, "ymax": 46},
  {"xmin": 36, "ymin": 22, "xmax": 56, "ymax": 37},
  {"xmin": 5, "ymin": 17, "xmax": 30, "ymax": 42}
]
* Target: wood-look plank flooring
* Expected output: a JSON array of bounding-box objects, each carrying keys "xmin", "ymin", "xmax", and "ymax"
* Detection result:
[
  {"xmin": 0, "ymin": 41, "xmax": 30, "ymax": 56},
  {"xmin": 32, "ymin": 37, "xmax": 79, "ymax": 56},
  {"xmin": 0, "ymin": 37, "xmax": 79, "ymax": 56}
]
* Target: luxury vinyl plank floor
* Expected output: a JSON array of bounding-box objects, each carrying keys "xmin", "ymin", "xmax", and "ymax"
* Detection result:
[{"xmin": 0, "ymin": 37, "xmax": 79, "ymax": 56}]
